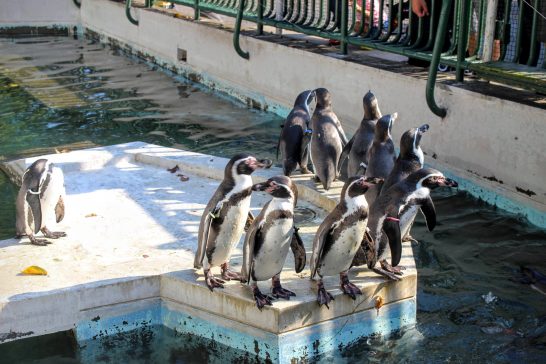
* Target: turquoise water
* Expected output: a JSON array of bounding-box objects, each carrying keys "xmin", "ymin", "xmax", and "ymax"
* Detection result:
[{"xmin": 0, "ymin": 36, "xmax": 545, "ymax": 363}]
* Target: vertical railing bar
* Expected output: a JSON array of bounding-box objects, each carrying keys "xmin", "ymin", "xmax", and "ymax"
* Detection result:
[
  {"xmin": 126, "ymin": 0, "xmax": 139, "ymax": 25},
  {"xmin": 341, "ymin": 0, "xmax": 348, "ymax": 53},
  {"xmin": 500, "ymin": 0, "xmax": 511, "ymax": 60},
  {"xmin": 526, "ymin": 0, "xmax": 539, "ymax": 65},
  {"xmin": 195, "ymin": 0, "xmax": 201, "ymax": 20},
  {"xmin": 456, "ymin": 0, "xmax": 470, "ymax": 81},
  {"xmin": 514, "ymin": 0, "xmax": 525, "ymax": 63},
  {"xmin": 234, "ymin": 0, "xmax": 250, "ymax": 59},
  {"xmin": 427, "ymin": 0, "xmax": 453, "ymax": 118},
  {"xmin": 257, "ymin": 0, "xmax": 264, "ymax": 34}
]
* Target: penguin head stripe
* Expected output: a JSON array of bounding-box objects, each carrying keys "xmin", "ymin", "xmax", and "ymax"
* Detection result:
[{"xmin": 416, "ymin": 173, "xmax": 444, "ymax": 190}]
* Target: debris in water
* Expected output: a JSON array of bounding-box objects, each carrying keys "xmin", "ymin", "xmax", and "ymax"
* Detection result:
[
  {"xmin": 21, "ymin": 266, "xmax": 48, "ymax": 276},
  {"xmin": 482, "ymin": 291, "xmax": 497, "ymax": 304},
  {"xmin": 167, "ymin": 165, "xmax": 179, "ymax": 173},
  {"xmin": 481, "ymin": 326, "xmax": 503, "ymax": 335},
  {"xmin": 375, "ymin": 296, "xmax": 384, "ymax": 316},
  {"xmin": 177, "ymin": 173, "xmax": 189, "ymax": 182}
]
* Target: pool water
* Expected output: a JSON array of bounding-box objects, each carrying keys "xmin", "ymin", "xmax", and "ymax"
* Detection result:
[{"xmin": 0, "ymin": 36, "xmax": 545, "ymax": 363}]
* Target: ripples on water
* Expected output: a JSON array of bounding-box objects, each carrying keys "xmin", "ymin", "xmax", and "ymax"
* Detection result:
[{"xmin": 0, "ymin": 37, "xmax": 545, "ymax": 363}]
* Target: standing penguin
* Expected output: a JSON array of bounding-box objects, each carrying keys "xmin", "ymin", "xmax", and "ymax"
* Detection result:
[
  {"xmin": 310, "ymin": 88, "xmax": 349, "ymax": 190},
  {"xmin": 15, "ymin": 159, "xmax": 66, "ymax": 246},
  {"xmin": 277, "ymin": 90, "xmax": 315, "ymax": 176},
  {"xmin": 194, "ymin": 154, "xmax": 270, "ymax": 291},
  {"xmin": 241, "ymin": 176, "xmax": 306, "ymax": 310},
  {"xmin": 339, "ymin": 90, "xmax": 382, "ymax": 178},
  {"xmin": 380, "ymin": 124, "xmax": 429, "ymax": 242},
  {"xmin": 365, "ymin": 168, "xmax": 458, "ymax": 280},
  {"xmin": 310, "ymin": 176, "xmax": 382, "ymax": 308},
  {"xmin": 363, "ymin": 113, "xmax": 398, "ymax": 207},
  {"xmin": 381, "ymin": 124, "xmax": 430, "ymax": 192}
]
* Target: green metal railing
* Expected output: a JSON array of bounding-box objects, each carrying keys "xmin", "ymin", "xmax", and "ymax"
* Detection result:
[{"xmin": 119, "ymin": 0, "xmax": 546, "ymax": 117}]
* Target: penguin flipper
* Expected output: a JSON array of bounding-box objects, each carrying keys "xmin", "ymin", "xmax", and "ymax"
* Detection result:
[
  {"xmin": 242, "ymin": 203, "xmax": 268, "ymax": 283},
  {"xmin": 55, "ymin": 195, "xmax": 65, "ymax": 223},
  {"xmin": 290, "ymin": 226, "xmax": 307, "ymax": 273},
  {"xmin": 276, "ymin": 124, "xmax": 284, "ymax": 160},
  {"xmin": 383, "ymin": 217, "xmax": 402, "ymax": 267},
  {"xmin": 194, "ymin": 202, "xmax": 222, "ymax": 269},
  {"xmin": 299, "ymin": 129, "xmax": 312, "ymax": 168},
  {"xmin": 420, "ymin": 196, "xmax": 437, "ymax": 231},
  {"xmin": 338, "ymin": 135, "xmax": 354, "ymax": 175},
  {"xmin": 310, "ymin": 221, "xmax": 335, "ymax": 279},
  {"xmin": 25, "ymin": 191, "xmax": 42, "ymax": 234}
]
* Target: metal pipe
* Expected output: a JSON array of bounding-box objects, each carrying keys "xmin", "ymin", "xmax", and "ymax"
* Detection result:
[
  {"xmin": 456, "ymin": 0, "xmax": 470, "ymax": 81},
  {"xmin": 426, "ymin": 0, "xmax": 453, "ymax": 118},
  {"xmin": 234, "ymin": 0, "xmax": 250, "ymax": 59},
  {"xmin": 126, "ymin": 0, "xmax": 139, "ymax": 26},
  {"xmin": 341, "ymin": 0, "xmax": 348, "ymax": 53},
  {"xmin": 527, "ymin": 0, "xmax": 539, "ymax": 65},
  {"xmin": 73, "ymin": 0, "xmax": 81, "ymax": 8}
]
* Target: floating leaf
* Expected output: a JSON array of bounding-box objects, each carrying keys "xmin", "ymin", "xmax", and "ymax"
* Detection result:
[{"xmin": 21, "ymin": 266, "xmax": 48, "ymax": 275}]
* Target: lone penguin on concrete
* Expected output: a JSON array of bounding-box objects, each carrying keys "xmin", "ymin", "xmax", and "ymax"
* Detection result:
[
  {"xmin": 194, "ymin": 153, "xmax": 270, "ymax": 291},
  {"xmin": 15, "ymin": 159, "xmax": 66, "ymax": 246},
  {"xmin": 310, "ymin": 88, "xmax": 349, "ymax": 190},
  {"xmin": 241, "ymin": 176, "xmax": 306, "ymax": 310}
]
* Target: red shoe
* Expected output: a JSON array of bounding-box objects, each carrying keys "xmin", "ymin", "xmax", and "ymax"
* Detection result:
[{"xmin": 328, "ymin": 39, "xmax": 341, "ymax": 46}]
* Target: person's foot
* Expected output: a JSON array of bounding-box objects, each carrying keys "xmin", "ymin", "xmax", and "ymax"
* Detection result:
[{"xmin": 328, "ymin": 39, "xmax": 341, "ymax": 46}]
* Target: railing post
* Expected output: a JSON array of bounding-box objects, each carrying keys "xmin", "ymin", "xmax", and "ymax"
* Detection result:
[
  {"xmin": 456, "ymin": 0, "xmax": 470, "ymax": 81},
  {"xmin": 340, "ymin": 0, "xmax": 348, "ymax": 54},
  {"xmin": 482, "ymin": 0, "xmax": 499, "ymax": 61},
  {"xmin": 73, "ymin": 0, "xmax": 81, "ymax": 8},
  {"xmin": 234, "ymin": 0, "xmax": 250, "ymax": 59},
  {"xmin": 125, "ymin": 0, "xmax": 139, "ymax": 26},
  {"xmin": 257, "ymin": 0, "xmax": 264, "ymax": 35},
  {"xmin": 195, "ymin": 0, "xmax": 201, "ymax": 20},
  {"xmin": 426, "ymin": 0, "xmax": 453, "ymax": 118}
]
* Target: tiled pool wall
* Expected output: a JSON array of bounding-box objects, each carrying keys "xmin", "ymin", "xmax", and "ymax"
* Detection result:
[{"xmin": 76, "ymin": 297, "xmax": 417, "ymax": 362}]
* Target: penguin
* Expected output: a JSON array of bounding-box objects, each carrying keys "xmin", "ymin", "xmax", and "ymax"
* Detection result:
[
  {"xmin": 310, "ymin": 88, "xmax": 349, "ymax": 190},
  {"xmin": 15, "ymin": 159, "xmax": 66, "ymax": 246},
  {"xmin": 277, "ymin": 90, "xmax": 315, "ymax": 176},
  {"xmin": 241, "ymin": 176, "xmax": 306, "ymax": 310},
  {"xmin": 339, "ymin": 90, "xmax": 382, "ymax": 178},
  {"xmin": 310, "ymin": 176, "xmax": 382, "ymax": 308},
  {"xmin": 380, "ymin": 124, "xmax": 430, "ymax": 242},
  {"xmin": 381, "ymin": 124, "xmax": 430, "ymax": 191},
  {"xmin": 363, "ymin": 113, "xmax": 398, "ymax": 207},
  {"xmin": 194, "ymin": 153, "xmax": 270, "ymax": 291},
  {"xmin": 365, "ymin": 168, "xmax": 458, "ymax": 280}
]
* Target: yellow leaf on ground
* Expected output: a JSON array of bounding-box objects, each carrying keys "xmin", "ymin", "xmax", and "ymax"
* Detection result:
[{"xmin": 21, "ymin": 266, "xmax": 48, "ymax": 275}]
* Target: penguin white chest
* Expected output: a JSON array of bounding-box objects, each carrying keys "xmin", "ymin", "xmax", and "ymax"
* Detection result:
[
  {"xmin": 319, "ymin": 218, "xmax": 367, "ymax": 277},
  {"xmin": 253, "ymin": 218, "xmax": 293, "ymax": 281},
  {"xmin": 209, "ymin": 195, "xmax": 251, "ymax": 266}
]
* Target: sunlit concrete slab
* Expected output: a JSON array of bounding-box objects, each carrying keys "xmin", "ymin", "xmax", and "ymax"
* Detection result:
[{"xmin": 0, "ymin": 142, "xmax": 416, "ymax": 361}]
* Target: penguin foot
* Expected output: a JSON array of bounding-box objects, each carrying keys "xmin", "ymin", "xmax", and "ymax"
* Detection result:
[
  {"xmin": 253, "ymin": 286, "xmax": 273, "ymax": 310},
  {"xmin": 313, "ymin": 175, "xmax": 321, "ymax": 182},
  {"xmin": 41, "ymin": 227, "xmax": 66, "ymax": 239},
  {"xmin": 402, "ymin": 234, "xmax": 418, "ymax": 243},
  {"xmin": 380, "ymin": 260, "xmax": 405, "ymax": 275},
  {"xmin": 271, "ymin": 285, "xmax": 296, "ymax": 300},
  {"xmin": 220, "ymin": 263, "xmax": 241, "ymax": 281},
  {"xmin": 340, "ymin": 275, "xmax": 362, "ymax": 300},
  {"xmin": 29, "ymin": 235, "xmax": 52, "ymax": 246},
  {"xmin": 372, "ymin": 267, "xmax": 402, "ymax": 281},
  {"xmin": 300, "ymin": 167, "xmax": 311, "ymax": 175},
  {"xmin": 204, "ymin": 270, "xmax": 225, "ymax": 291},
  {"xmin": 317, "ymin": 281, "xmax": 334, "ymax": 308}
]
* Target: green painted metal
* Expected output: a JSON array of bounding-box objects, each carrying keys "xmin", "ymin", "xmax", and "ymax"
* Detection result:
[
  {"xmin": 195, "ymin": 0, "xmax": 201, "ymax": 20},
  {"xmin": 73, "ymin": 0, "xmax": 81, "ymax": 8},
  {"xmin": 126, "ymin": 0, "xmax": 139, "ymax": 26},
  {"xmin": 163, "ymin": 0, "xmax": 544, "ymax": 114},
  {"xmin": 234, "ymin": 0, "xmax": 250, "ymax": 59},
  {"xmin": 426, "ymin": 0, "xmax": 453, "ymax": 118},
  {"xmin": 527, "ymin": 0, "xmax": 539, "ymax": 66}
]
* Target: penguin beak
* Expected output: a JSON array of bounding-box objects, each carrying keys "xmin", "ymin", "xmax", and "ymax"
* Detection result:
[
  {"xmin": 358, "ymin": 176, "xmax": 383, "ymax": 189},
  {"xmin": 418, "ymin": 124, "xmax": 430, "ymax": 134},
  {"xmin": 436, "ymin": 176, "xmax": 458, "ymax": 188},
  {"xmin": 252, "ymin": 180, "xmax": 276, "ymax": 193}
]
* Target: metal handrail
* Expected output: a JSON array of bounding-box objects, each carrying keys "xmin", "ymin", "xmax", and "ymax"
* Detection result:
[{"xmin": 133, "ymin": 0, "xmax": 546, "ymax": 116}]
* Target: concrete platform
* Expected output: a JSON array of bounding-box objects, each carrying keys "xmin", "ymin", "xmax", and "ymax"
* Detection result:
[{"xmin": 0, "ymin": 142, "xmax": 416, "ymax": 361}]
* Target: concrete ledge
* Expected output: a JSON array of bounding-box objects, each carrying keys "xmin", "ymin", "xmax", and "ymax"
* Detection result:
[{"xmin": 0, "ymin": 142, "xmax": 416, "ymax": 361}]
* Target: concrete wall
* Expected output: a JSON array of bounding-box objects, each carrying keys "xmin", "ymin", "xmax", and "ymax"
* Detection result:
[
  {"xmin": 1, "ymin": 0, "xmax": 545, "ymax": 226},
  {"xmin": 0, "ymin": 0, "xmax": 79, "ymax": 27}
]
